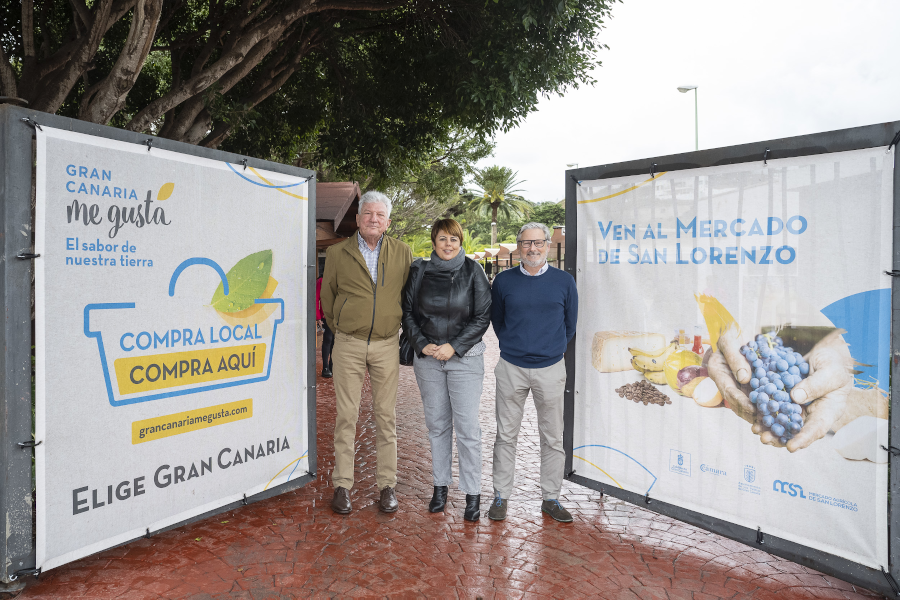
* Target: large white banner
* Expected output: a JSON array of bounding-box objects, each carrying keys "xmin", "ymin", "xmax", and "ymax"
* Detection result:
[
  {"xmin": 575, "ymin": 148, "xmax": 891, "ymax": 569},
  {"xmin": 35, "ymin": 128, "xmax": 309, "ymax": 571}
]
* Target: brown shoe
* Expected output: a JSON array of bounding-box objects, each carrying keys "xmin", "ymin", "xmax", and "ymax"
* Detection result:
[
  {"xmin": 379, "ymin": 487, "xmax": 398, "ymax": 513},
  {"xmin": 331, "ymin": 487, "xmax": 351, "ymax": 514}
]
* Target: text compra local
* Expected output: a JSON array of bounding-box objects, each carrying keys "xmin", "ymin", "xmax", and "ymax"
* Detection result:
[{"xmin": 120, "ymin": 325, "xmax": 263, "ymax": 352}]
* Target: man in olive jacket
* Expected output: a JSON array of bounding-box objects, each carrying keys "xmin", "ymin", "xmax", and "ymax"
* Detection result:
[{"xmin": 320, "ymin": 191, "xmax": 413, "ymax": 514}]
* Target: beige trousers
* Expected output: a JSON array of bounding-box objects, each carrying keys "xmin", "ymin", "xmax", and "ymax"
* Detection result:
[
  {"xmin": 492, "ymin": 357, "xmax": 567, "ymax": 500},
  {"xmin": 331, "ymin": 331, "xmax": 400, "ymax": 490}
]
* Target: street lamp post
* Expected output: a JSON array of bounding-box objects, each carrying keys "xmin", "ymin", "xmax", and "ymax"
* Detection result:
[{"xmin": 677, "ymin": 85, "xmax": 698, "ymax": 151}]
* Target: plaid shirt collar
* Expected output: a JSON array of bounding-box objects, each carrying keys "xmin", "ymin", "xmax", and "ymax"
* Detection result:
[{"xmin": 357, "ymin": 231, "xmax": 384, "ymax": 283}]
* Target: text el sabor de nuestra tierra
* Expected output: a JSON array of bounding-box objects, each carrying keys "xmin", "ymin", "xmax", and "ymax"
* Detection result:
[{"xmin": 62, "ymin": 164, "xmax": 172, "ymax": 268}]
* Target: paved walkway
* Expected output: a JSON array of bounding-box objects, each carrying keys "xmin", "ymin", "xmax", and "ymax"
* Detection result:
[{"xmin": 12, "ymin": 330, "xmax": 885, "ymax": 599}]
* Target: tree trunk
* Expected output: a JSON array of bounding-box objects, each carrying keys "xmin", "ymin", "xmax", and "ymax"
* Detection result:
[
  {"xmin": 78, "ymin": 0, "xmax": 164, "ymax": 124},
  {"xmin": 0, "ymin": 47, "xmax": 18, "ymax": 97},
  {"xmin": 490, "ymin": 204, "xmax": 498, "ymax": 247}
]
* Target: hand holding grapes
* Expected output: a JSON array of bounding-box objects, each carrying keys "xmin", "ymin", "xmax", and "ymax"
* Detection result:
[{"xmin": 708, "ymin": 326, "xmax": 877, "ymax": 452}]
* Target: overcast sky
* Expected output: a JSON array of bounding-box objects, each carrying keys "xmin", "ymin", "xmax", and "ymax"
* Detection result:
[{"xmin": 477, "ymin": 0, "xmax": 900, "ymax": 203}]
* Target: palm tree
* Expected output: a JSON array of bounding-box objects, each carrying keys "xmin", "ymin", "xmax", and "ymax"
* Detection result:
[
  {"xmin": 462, "ymin": 230, "xmax": 487, "ymax": 255},
  {"xmin": 468, "ymin": 166, "xmax": 531, "ymax": 246},
  {"xmin": 403, "ymin": 232, "xmax": 433, "ymax": 258}
]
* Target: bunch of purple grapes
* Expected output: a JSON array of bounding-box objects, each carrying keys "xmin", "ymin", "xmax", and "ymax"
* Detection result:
[{"xmin": 740, "ymin": 333, "xmax": 810, "ymax": 445}]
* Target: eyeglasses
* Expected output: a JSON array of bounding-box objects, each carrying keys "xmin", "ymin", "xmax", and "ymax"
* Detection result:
[{"xmin": 517, "ymin": 239, "xmax": 549, "ymax": 248}]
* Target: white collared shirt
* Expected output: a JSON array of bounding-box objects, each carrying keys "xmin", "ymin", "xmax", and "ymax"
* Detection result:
[{"xmin": 519, "ymin": 262, "xmax": 549, "ymax": 277}]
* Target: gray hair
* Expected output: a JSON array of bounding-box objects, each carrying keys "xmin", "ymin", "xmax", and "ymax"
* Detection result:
[
  {"xmin": 516, "ymin": 222, "xmax": 551, "ymax": 241},
  {"xmin": 359, "ymin": 190, "xmax": 392, "ymax": 217}
]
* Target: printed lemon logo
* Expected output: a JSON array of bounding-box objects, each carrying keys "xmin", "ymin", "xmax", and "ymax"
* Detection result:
[
  {"xmin": 157, "ymin": 182, "xmax": 175, "ymax": 200},
  {"xmin": 212, "ymin": 250, "xmax": 278, "ymax": 327}
]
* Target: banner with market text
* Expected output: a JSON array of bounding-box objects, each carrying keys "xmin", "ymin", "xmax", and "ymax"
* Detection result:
[
  {"xmin": 574, "ymin": 148, "xmax": 891, "ymax": 569},
  {"xmin": 35, "ymin": 127, "xmax": 309, "ymax": 571}
]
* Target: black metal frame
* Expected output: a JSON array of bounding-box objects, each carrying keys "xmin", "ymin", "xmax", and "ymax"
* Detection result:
[
  {"xmin": 0, "ymin": 105, "xmax": 318, "ymax": 582},
  {"xmin": 563, "ymin": 119, "xmax": 900, "ymax": 598}
]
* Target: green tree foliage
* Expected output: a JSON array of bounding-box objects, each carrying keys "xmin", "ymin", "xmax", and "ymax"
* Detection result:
[
  {"xmin": 530, "ymin": 202, "xmax": 566, "ymax": 229},
  {"xmin": 463, "ymin": 200, "xmax": 564, "ymax": 244},
  {"xmin": 1, "ymin": 0, "xmax": 617, "ymax": 182},
  {"xmin": 466, "ymin": 165, "xmax": 532, "ymax": 245},
  {"xmin": 384, "ymin": 130, "xmax": 493, "ymax": 240},
  {"xmin": 403, "ymin": 232, "xmax": 433, "ymax": 258},
  {"xmin": 461, "ymin": 229, "xmax": 489, "ymax": 254},
  {"xmin": 468, "ymin": 166, "xmax": 530, "ymax": 221}
]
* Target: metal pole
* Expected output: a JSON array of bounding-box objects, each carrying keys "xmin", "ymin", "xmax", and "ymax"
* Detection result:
[
  {"xmin": 0, "ymin": 106, "xmax": 37, "ymax": 584},
  {"xmin": 694, "ymin": 88, "xmax": 699, "ymax": 151}
]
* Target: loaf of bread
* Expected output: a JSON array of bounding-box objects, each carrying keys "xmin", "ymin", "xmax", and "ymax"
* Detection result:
[{"xmin": 591, "ymin": 331, "xmax": 667, "ymax": 372}]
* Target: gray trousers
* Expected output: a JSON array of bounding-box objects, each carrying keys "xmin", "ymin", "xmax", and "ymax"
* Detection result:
[
  {"xmin": 492, "ymin": 357, "xmax": 567, "ymax": 500},
  {"xmin": 413, "ymin": 353, "xmax": 485, "ymax": 495}
]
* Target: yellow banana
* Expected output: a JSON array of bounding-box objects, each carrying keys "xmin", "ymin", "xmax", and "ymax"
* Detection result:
[
  {"xmin": 631, "ymin": 358, "xmax": 648, "ymax": 373},
  {"xmin": 643, "ymin": 370, "xmax": 667, "ymax": 385},
  {"xmin": 629, "ymin": 341, "xmax": 677, "ymax": 359},
  {"xmin": 631, "ymin": 342, "xmax": 677, "ymax": 372}
]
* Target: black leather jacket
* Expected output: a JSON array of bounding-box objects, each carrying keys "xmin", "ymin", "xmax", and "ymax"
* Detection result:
[{"xmin": 401, "ymin": 257, "xmax": 492, "ymax": 358}]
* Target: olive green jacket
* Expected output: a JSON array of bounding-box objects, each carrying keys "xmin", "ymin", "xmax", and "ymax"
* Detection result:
[{"xmin": 321, "ymin": 232, "xmax": 413, "ymax": 342}]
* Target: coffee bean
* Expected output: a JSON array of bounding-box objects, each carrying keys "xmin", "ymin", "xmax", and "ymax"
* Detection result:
[{"xmin": 615, "ymin": 380, "xmax": 671, "ymax": 406}]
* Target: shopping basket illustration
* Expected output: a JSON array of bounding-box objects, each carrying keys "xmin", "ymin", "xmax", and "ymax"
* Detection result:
[{"xmin": 84, "ymin": 257, "xmax": 285, "ymax": 407}]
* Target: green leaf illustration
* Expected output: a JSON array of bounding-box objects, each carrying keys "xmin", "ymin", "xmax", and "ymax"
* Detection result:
[{"xmin": 211, "ymin": 250, "xmax": 273, "ymax": 313}]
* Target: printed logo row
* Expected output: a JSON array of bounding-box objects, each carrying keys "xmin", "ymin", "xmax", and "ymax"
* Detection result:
[{"xmin": 668, "ymin": 449, "xmax": 857, "ymax": 511}]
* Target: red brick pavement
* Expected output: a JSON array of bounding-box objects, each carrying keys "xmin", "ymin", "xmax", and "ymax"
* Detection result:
[{"xmin": 13, "ymin": 329, "xmax": 885, "ymax": 599}]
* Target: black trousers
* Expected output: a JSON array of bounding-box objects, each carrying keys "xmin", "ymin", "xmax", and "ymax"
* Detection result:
[{"xmin": 321, "ymin": 321, "xmax": 334, "ymax": 369}]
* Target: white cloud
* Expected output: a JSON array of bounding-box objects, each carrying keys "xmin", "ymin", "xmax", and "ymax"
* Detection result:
[{"xmin": 479, "ymin": 0, "xmax": 900, "ymax": 202}]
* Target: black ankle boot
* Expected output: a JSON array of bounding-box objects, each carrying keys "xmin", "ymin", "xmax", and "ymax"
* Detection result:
[
  {"xmin": 429, "ymin": 486, "xmax": 448, "ymax": 513},
  {"xmin": 464, "ymin": 494, "xmax": 481, "ymax": 521}
]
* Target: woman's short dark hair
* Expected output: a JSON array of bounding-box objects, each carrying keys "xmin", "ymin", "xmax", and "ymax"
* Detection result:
[{"xmin": 430, "ymin": 218, "xmax": 464, "ymax": 245}]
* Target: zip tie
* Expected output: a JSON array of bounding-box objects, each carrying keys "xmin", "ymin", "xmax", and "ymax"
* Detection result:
[
  {"xmin": 887, "ymin": 130, "xmax": 900, "ymax": 154},
  {"xmin": 882, "ymin": 567, "xmax": 900, "ymax": 596},
  {"xmin": 145, "ymin": 527, "xmax": 151, "ymax": 539},
  {"xmin": 10, "ymin": 567, "xmax": 41, "ymax": 581},
  {"xmin": 240, "ymin": 158, "xmax": 248, "ymax": 170},
  {"xmin": 20, "ymin": 117, "xmax": 42, "ymax": 131},
  {"xmin": 566, "ymin": 468, "xmax": 576, "ymax": 478},
  {"xmin": 644, "ymin": 493, "xmax": 651, "ymax": 505},
  {"xmin": 144, "ymin": 138, "xmax": 153, "ymax": 152},
  {"xmin": 881, "ymin": 445, "xmax": 900, "ymax": 456},
  {"xmin": 242, "ymin": 493, "xmax": 248, "ymax": 506},
  {"xmin": 569, "ymin": 174, "xmax": 581, "ymax": 186},
  {"xmin": 650, "ymin": 163, "xmax": 657, "ymax": 178},
  {"xmin": 884, "ymin": 271, "xmax": 900, "ymax": 277},
  {"xmin": 763, "ymin": 147, "xmax": 770, "ymax": 166},
  {"xmin": 756, "ymin": 527, "xmax": 764, "ymax": 545},
  {"xmin": 16, "ymin": 251, "xmax": 40, "ymax": 260},
  {"xmin": 17, "ymin": 440, "xmax": 42, "ymax": 449}
]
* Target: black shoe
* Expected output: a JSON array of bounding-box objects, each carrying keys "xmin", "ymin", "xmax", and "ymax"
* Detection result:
[
  {"xmin": 429, "ymin": 486, "xmax": 448, "ymax": 513},
  {"xmin": 464, "ymin": 494, "xmax": 481, "ymax": 522},
  {"xmin": 330, "ymin": 487, "xmax": 351, "ymax": 514},
  {"xmin": 321, "ymin": 367, "xmax": 332, "ymax": 378},
  {"xmin": 379, "ymin": 487, "xmax": 399, "ymax": 513}
]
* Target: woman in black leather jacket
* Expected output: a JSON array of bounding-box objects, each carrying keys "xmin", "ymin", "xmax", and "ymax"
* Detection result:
[{"xmin": 402, "ymin": 218, "xmax": 492, "ymax": 521}]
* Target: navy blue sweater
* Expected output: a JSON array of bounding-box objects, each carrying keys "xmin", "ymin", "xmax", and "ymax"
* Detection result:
[{"xmin": 490, "ymin": 266, "xmax": 578, "ymax": 368}]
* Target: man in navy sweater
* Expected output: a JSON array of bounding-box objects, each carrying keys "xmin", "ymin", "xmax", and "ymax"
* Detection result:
[{"xmin": 488, "ymin": 222, "xmax": 578, "ymax": 523}]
